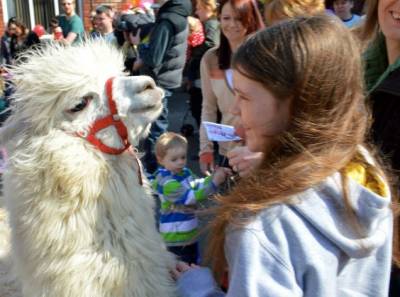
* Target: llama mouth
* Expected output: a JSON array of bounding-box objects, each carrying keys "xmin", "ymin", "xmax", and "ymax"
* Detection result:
[{"xmin": 132, "ymin": 102, "xmax": 162, "ymax": 114}]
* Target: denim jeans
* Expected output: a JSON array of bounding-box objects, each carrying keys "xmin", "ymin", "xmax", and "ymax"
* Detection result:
[{"xmin": 141, "ymin": 88, "xmax": 172, "ymax": 174}]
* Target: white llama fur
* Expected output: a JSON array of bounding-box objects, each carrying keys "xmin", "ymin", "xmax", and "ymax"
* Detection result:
[{"xmin": 0, "ymin": 40, "xmax": 177, "ymax": 297}]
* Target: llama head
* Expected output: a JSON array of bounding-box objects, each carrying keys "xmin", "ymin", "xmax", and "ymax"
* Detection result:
[{"xmin": 0, "ymin": 40, "xmax": 163, "ymax": 150}]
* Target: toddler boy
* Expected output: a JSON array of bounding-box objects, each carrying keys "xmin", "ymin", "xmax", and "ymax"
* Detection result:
[{"xmin": 152, "ymin": 132, "xmax": 231, "ymax": 264}]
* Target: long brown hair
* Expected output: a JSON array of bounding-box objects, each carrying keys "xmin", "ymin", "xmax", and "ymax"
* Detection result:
[
  {"xmin": 206, "ymin": 15, "xmax": 389, "ymax": 278},
  {"xmin": 217, "ymin": 0, "xmax": 264, "ymax": 69},
  {"xmin": 360, "ymin": 0, "xmax": 379, "ymax": 42}
]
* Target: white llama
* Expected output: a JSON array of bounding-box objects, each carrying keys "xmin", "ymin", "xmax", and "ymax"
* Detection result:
[{"xmin": 0, "ymin": 40, "xmax": 177, "ymax": 297}]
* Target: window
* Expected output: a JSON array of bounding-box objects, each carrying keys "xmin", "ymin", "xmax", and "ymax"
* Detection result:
[
  {"xmin": 34, "ymin": 0, "xmax": 56, "ymax": 29},
  {"xmin": 10, "ymin": 0, "xmax": 31, "ymax": 28}
]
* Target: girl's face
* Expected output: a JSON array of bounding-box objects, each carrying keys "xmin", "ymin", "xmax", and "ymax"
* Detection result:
[
  {"xmin": 7, "ymin": 24, "xmax": 17, "ymax": 36},
  {"xmin": 15, "ymin": 26, "xmax": 23, "ymax": 37},
  {"xmin": 220, "ymin": 2, "xmax": 247, "ymax": 44},
  {"xmin": 378, "ymin": 0, "xmax": 400, "ymax": 42},
  {"xmin": 231, "ymin": 69, "xmax": 291, "ymax": 153}
]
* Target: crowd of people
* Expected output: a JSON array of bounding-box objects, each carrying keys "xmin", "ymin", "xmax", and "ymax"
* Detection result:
[{"xmin": 0, "ymin": 0, "xmax": 399, "ymax": 296}]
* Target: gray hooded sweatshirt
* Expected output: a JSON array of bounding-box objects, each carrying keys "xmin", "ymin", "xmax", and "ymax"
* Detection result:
[{"xmin": 177, "ymin": 165, "xmax": 392, "ymax": 296}]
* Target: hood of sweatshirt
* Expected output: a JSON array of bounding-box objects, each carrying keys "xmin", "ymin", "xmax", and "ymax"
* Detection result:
[
  {"xmin": 158, "ymin": 0, "xmax": 192, "ymax": 18},
  {"xmin": 292, "ymin": 148, "xmax": 392, "ymax": 258}
]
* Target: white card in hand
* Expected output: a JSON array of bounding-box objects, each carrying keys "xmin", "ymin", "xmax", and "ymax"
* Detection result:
[{"xmin": 202, "ymin": 121, "xmax": 242, "ymax": 142}]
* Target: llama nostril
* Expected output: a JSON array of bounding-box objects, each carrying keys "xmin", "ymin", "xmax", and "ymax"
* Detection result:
[{"xmin": 143, "ymin": 81, "xmax": 155, "ymax": 92}]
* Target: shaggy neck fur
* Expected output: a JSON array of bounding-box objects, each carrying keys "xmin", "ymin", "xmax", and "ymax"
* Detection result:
[{"xmin": 3, "ymin": 131, "xmax": 176, "ymax": 297}]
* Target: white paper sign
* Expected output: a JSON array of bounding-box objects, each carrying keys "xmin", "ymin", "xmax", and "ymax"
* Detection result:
[{"xmin": 202, "ymin": 121, "xmax": 242, "ymax": 142}]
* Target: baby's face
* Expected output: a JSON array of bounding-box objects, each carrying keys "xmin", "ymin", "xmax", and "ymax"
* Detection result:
[{"xmin": 159, "ymin": 146, "xmax": 187, "ymax": 174}]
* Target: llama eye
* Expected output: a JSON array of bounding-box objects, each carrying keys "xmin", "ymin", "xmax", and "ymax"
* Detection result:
[{"xmin": 68, "ymin": 95, "xmax": 92, "ymax": 113}]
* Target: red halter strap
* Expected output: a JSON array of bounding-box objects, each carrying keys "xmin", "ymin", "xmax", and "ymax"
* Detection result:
[{"xmin": 84, "ymin": 77, "xmax": 130, "ymax": 155}]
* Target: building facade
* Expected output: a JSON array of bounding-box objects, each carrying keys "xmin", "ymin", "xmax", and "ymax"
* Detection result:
[{"xmin": 0, "ymin": 0, "xmax": 136, "ymax": 35}]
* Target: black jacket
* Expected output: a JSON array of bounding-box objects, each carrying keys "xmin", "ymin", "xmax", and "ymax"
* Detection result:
[
  {"xmin": 139, "ymin": 0, "xmax": 192, "ymax": 89},
  {"xmin": 369, "ymin": 68, "xmax": 400, "ymax": 172},
  {"xmin": 364, "ymin": 34, "xmax": 400, "ymax": 172},
  {"xmin": 187, "ymin": 17, "xmax": 220, "ymax": 82}
]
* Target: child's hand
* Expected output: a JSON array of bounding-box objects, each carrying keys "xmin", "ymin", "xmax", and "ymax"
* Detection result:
[
  {"xmin": 129, "ymin": 29, "xmax": 141, "ymax": 45},
  {"xmin": 212, "ymin": 167, "xmax": 232, "ymax": 186},
  {"xmin": 170, "ymin": 261, "xmax": 200, "ymax": 281},
  {"xmin": 132, "ymin": 58, "xmax": 143, "ymax": 72}
]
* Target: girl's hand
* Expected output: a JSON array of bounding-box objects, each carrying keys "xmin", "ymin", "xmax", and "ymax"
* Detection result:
[
  {"xmin": 212, "ymin": 167, "xmax": 233, "ymax": 186},
  {"xmin": 227, "ymin": 146, "xmax": 263, "ymax": 177}
]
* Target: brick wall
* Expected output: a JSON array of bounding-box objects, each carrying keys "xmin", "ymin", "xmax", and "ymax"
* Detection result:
[
  {"xmin": 82, "ymin": 0, "xmax": 136, "ymax": 32},
  {"xmin": 0, "ymin": 0, "xmax": 4, "ymax": 36}
]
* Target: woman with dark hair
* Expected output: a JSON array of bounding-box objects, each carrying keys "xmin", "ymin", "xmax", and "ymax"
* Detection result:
[
  {"xmin": 186, "ymin": 0, "xmax": 220, "ymax": 128},
  {"xmin": 198, "ymin": 0, "xmax": 264, "ymax": 174},
  {"xmin": 9, "ymin": 19, "xmax": 40, "ymax": 64},
  {"xmin": 173, "ymin": 15, "xmax": 396, "ymax": 296},
  {"xmin": 361, "ymin": 0, "xmax": 400, "ymax": 295},
  {"xmin": 0, "ymin": 17, "xmax": 17, "ymax": 65}
]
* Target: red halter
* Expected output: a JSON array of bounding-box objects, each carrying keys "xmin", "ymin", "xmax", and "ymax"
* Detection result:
[
  {"xmin": 84, "ymin": 77, "xmax": 130, "ymax": 155},
  {"xmin": 78, "ymin": 77, "xmax": 143, "ymax": 185}
]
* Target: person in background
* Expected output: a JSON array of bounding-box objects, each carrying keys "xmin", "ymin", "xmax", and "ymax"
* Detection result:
[
  {"xmin": 32, "ymin": 24, "xmax": 46, "ymax": 39},
  {"xmin": 58, "ymin": 0, "xmax": 84, "ymax": 44},
  {"xmin": 361, "ymin": 0, "xmax": 400, "ymax": 295},
  {"xmin": 1, "ymin": 17, "xmax": 17, "ymax": 65},
  {"xmin": 325, "ymin": 0, "xmax": 366, "ymax": 14},
  {"xmin": 117, "ymin": 11, "xmax": 155, "ymax": 75},
  {"xmin": 186, "ymin": 0, "xmax": 220, "ymax": 128},
  {"xmin": 186, "ymin": 16, "xmax": 205, "ymax": 64},
  {"xmin": 49, "ymin": 17, "xmax": 63, "ymax": 40},
  {"xmin": 198, "ymin": 0, "xmax": 264, "ymax": 175},
  {"xmin": 94, "ymin": 5, "xmax": 117, "ymax": 45},
  {"xmin": 173, "ymin": 15, "xmax": 396, "ymax": 297},
  {"xmin": 152, "ymin": 132, "xmax": 231, "ymax": 264},
  {"xmin": 89, "ymin": 10, "xmax": 100, "ymax": 38},
  {"xmin": 264, "ymin": 0, "xmax": 325, "ymax": 25},
  {"xmin": 133, "ymin": 0, "xmax": 192, "ymax": 174},
  {"xmin": 333, "ymin": 0, "xmax": 363, "ymax": 27},
  {"xmin": 9, "ymin": 19, "xmax": 40, "ymax": 64}
]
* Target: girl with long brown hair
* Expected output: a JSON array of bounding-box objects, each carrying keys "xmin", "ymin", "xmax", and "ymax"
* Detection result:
[
  {"xmin": 173, "ymin": 15, "xmax": 395, "ymax": 296},
  {"xmin": 9, "ymin": 19, "xmax": 40, "ymax": 65}
]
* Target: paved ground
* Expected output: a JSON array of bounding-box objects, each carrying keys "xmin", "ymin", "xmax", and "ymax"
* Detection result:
[{"xmin": 166, "ymin": 88, "xmax": 201, "ymax": 175}]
